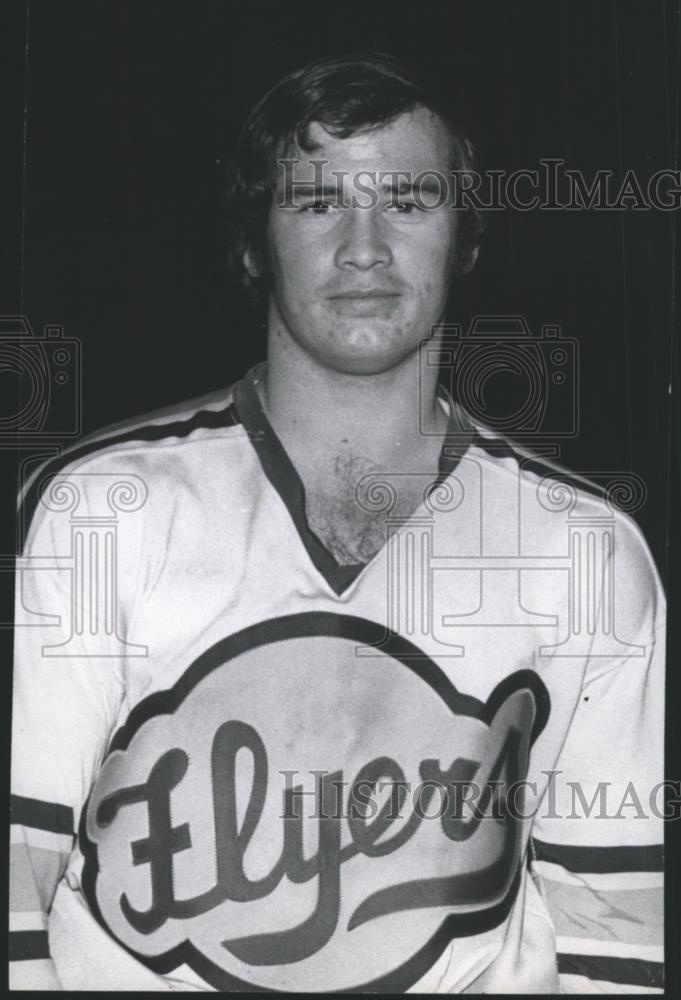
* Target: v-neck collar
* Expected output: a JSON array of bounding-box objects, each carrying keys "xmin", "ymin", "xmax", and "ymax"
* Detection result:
[{"xmin": 232, "ymin": 364, "xmax": 475, "ymax": 596}]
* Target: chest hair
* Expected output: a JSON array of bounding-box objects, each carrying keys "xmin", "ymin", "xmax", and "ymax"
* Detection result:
[{"xmin": 304, "ymin": 453, "xmax": 430, "ymax": 566}]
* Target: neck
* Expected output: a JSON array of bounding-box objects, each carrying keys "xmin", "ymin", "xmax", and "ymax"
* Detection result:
[{"xmin": 259, "ymin": 328, "xmax": 446, "ymax": 475}]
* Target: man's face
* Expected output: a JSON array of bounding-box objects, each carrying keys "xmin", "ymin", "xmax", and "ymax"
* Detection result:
[{"xmin": 254, "ymin": 108, "xmax": 459, "ymax": 376}]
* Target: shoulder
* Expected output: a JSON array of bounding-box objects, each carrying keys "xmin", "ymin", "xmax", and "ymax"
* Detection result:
[
  {"xmin": 18, "ymin": 382, "xmax": 245, "ymax": 549},
  {"xmin": 462, "ymin": 415, "xmax": 664, "ymax": 621}
]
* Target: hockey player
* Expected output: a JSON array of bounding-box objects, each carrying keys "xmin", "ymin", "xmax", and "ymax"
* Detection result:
[{"xmin": 11, "ymin": 53, "xmax": 664, "ymax": 992}]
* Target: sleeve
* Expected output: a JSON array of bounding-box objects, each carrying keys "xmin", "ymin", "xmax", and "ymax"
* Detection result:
[
  {"xmin": 10, "ymin": 471, "xmax": 126, "ymax": 989},
  {"xmin": 530, "ymin": 514, "xmax": 665, "ymax": 993}
]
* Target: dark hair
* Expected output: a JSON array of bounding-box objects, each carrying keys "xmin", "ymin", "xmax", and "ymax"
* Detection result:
[{"xmin": 222, "ymin": 52, "xmax": 485, "ymax": 307}]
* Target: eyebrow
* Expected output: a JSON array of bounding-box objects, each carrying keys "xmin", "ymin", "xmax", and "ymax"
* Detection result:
[
  {"xmin": 284, "ymin": 183, "xmax": 344, "ymax": 198},
  {"xmin": 381, "ymin": 177, "xmax": 445, "ymax": 198},
  {"xmin": 282, "ymin": 178, "xmax": 447, "ymax": 198}
]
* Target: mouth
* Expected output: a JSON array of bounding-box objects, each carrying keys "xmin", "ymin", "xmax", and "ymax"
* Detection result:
[
  {"xmin": 328, "ymin": 290, "xmax": 401, "ymax": 301},
  {"xmin": 326, "ymin": 291, "xmax": 402, "ymax": 317}
]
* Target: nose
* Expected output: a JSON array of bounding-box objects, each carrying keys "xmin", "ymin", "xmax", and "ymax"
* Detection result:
[{"xmin": 334, "ymin": 207, "xmax": 393, "ymax": 271}]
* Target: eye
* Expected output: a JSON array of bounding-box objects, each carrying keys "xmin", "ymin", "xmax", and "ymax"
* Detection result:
[
  {"xmin": 387, "ymin": 200, "xmax": 419, "ymax": 214},
  {"xmin": 301, "ymin": 200, "xmax": 334, "ymax": 214}
]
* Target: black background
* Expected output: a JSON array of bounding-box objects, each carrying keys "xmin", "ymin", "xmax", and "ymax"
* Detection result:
[{"xmin": 2, "ymin": 0, "xmax": 680, "ymax": 993}]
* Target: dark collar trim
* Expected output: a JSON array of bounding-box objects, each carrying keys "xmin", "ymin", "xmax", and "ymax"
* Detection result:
[
  {"xmin": 232, "ymin": 366, "xmax": 474, "ymax": 597},
  {"xmin": 233, "ymin": 367, "xmax": 362, "ymax": 595}
]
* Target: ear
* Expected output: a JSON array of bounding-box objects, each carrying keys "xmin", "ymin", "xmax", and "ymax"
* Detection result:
[
  {"xmin": 243, "ymin": 247, "xmax": 262, "ymax": 279},
  {"xmin": 457, "ymin": 245, "xmax": 479, "ymax": 276}
]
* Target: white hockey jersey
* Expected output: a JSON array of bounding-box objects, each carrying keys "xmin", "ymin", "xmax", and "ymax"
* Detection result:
[{"xmin": 11, "ymin": 364, "xmax": 665, "ymax": 992}]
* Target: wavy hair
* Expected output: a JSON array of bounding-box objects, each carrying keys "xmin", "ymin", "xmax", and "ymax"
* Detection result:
[{"xmin": 222, "ymin": 52, "xmax": 485, "ymax": 308}]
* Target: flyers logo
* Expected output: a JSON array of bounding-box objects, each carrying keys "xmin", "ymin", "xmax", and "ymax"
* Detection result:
[{"xmin": 81, "ymin": 613, "xmax": 549, "ymax": 992}]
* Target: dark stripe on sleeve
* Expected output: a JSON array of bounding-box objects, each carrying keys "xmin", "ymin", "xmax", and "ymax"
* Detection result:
[
  {"xmin": 11, "ymin": 794, "xmax": 75, "ymax": 836},
  {"xmin": 532, "ymin": 837, "xmax": 663, "ymax": 873},
  {"xmin": 9, "ymin": 930, "xmax": 50, "ymax": 962},
  {"xmin": 471, "ymin": 433, "xmax": 610, "ymax": 504},
  {"xmin": 558, "ymin": 952, "xmax": 663, "ymax": 989},
  {"xmin": 19, "ymin": 402, "xmax": 240, "ymax": 547}
]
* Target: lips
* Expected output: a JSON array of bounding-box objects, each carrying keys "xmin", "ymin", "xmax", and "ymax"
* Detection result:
[
  {"xmin": 326, "ymin": 290, "xmax": 402, "ymax": 316},
  {"xmin": 328, "ymin": 289, "xmax": 401, "ymax": 300}
]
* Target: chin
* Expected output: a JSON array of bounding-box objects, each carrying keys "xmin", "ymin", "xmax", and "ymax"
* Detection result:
[
  {"xmin": 328, "ymin": 357, "xmax": 398, "ymax": 376},
  {"xmin": 321, "ymin": 344, "xmax": 417, "ymax": 377},
  {"xmin": 318, "ymin": 322, "xmax": 421, "ymax": 375}
]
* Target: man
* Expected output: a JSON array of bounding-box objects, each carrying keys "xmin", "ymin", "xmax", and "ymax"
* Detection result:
[{"xmin": 11, "ymin": 53, "xmax": 664, "ymax": 992}]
